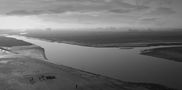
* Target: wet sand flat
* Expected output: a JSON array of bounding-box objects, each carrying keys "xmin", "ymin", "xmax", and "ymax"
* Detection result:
[
  {"xmin": 141, "ymin": 46, "xmax": 182, "ymax": 62},
  {"xmin": 0, "ymin": 35, "xmax": 177, "ymax": 90}
]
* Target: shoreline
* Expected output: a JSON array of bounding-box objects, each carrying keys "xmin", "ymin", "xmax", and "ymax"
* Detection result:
[
  {"xmin": 6, "ymin": 35, "xmax": 182, "ymax": 63},
  {"xmin": 6, "ymin": 35, "xmax": 182, "ymax": 49},
  {"xmin": 0, "ymin": 35, "xmax": 179, "ymax": 90},
  {"xmin": 141, "ymin": 46, "xmax": 182, "ymax": 62}
]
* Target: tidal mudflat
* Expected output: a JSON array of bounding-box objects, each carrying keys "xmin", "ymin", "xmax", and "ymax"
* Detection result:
[
  {"xmin": 0, "ymin": 36, "xmax": 178, "ymax": 90},
  {"xmin": 7, "ymin": 35, "xmax": 182, "ymax": 90},
  {"xmin": 141, "ymin": 46, "xmax": 182, "ymax": 62}
]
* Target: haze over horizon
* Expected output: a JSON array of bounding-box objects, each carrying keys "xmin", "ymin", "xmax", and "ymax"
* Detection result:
[{"xmin": 0, "ymin": 0, "xmax": 182, "ymax": 30}]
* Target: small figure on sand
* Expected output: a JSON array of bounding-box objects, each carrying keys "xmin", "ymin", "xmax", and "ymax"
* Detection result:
[{"xmin": 76, "ymin": 84, "xmax": 78, "ymax": 88}]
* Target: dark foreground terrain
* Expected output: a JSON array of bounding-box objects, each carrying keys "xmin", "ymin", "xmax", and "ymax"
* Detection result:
[{"xmin": 0, "ymin": 34, "xmax": 178, "ymax": 90}]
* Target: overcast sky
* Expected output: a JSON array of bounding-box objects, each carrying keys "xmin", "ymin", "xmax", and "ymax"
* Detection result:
[{"xmin": 0, "ymin": 0, "xmax": 182, "ymax": 30}]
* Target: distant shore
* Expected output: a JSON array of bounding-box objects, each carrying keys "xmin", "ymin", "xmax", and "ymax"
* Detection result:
[
  {"xmin": 141, "ymin": 46, "xmax": 182, "ymax": 62},
  {"xmin": 6, "ymin": 35, "xmax": 182, "ymax": 63}
]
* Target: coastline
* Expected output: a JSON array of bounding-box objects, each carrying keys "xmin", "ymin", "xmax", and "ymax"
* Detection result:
[
  {"xmin": 6, "ymin": 34, "xmax": 182, "ymax": 48},
  {"xmin": 0, "ymin": 36, "xmax": 178, "ymax": 90},
  {"xmin": 7, "ymin": 35, "xmax": 182, "ymax": 63},
  {"xmin": 141, "ymin": 46, "xmax": 182, "ymax": 62}
]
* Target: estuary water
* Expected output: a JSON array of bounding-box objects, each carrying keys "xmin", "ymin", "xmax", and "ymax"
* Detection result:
[{"xmin": 7, "ymin": 35, "xmax": 182, "ymax": 90}]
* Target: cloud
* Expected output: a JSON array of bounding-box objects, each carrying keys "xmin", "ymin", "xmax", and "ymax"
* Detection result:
[
  {"xmin": 3, "ymin": 0, "xmax": 152, "ymax": 16},
  {"xmin": 143, "ymin": 0, "xmax": 172, "ymax": 5},
  {"xmin": 146, "ymin": 7, "xmax": 176, "ymax": 16},
  {"xmin": 140, "ymin": 17, "xmax": 159, "ymax": 22},
  {"xmin": 6, "ymin": 10, "xmax": 44, "ymax": 15},
  {"xmin": 108, "ymin": 5, "xmax": 149, "ymax": 14},
  {"xmin": 1, "ymin": 0, "xmax": 181, "ymax": 29},
  {"xmin": 5, "ymin": 9, "xmax": 69, "ymax": 16},
  {"xmin": 108, "ymin": 9, "xmax": 131, "ymax": 13}
]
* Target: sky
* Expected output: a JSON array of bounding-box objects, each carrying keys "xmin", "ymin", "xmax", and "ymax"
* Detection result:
[{"xmin": 0, "ymin": 0, "xmax": 182, "ymax": 30}]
